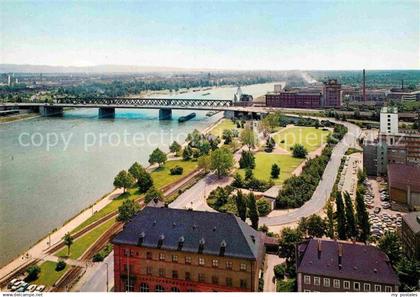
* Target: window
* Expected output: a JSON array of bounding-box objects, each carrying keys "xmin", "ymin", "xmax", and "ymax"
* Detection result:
[
  {"xmin": 172, "ymin": 270, "xmax": 178, "ymax": 279},
  {"xmin": 364, "ymin": 283, "xmax": 371, "ymax": 292},
  {"xmin": 314, "ymin": 277, "xmax": 320, "ymax": 286},
  {"xmin": 124, "ymin": 249, "xmax": 130, "ymax": 256},
  {"xmin": 124, "ymin": 280, "xmax": 134, "ymax": 292},
  {"xmin": 159, "ymin": 253, "xmax": 165, "ymax": 261},
  {"xmin": 323, "ymin": 278, "xmax": 330, "ymax": 287},
  {"xmin": 158, "ymin": 268, "xmax": 165, "ymax": 277},
  {"xmin": 199, "ymin": 257, "xmax": 205, "ymax": 266},
  {"xmin": 375, "ymin": 285, "xmax": 381, "ymax": 292},
  {"xmin": 185, "ymin": 272, "xmax": 191, "ymax": 281},
  {"xmin": 344, "ymin": 281, "xmax": 350, "ymax": 290},
  {"xmin": 226, "ymin": 278, "xmax": 233, "ymax": 287},
  {"xmin": 130, "ymin": 250, "xmax": 135, "ymax": 257},
  {"xmin": 212, "ymin": 276, "xmax": 219, "ymax": 284},
  {"xmin": 146, "ymin": 266, "xmax": 152, "ymax": 275},
  {"xmin": 333, "ymin": 279, "xmax": 340, "ymax": 288},
  {"xmin": 385, "ymin": 286, "xmax": 392, "ymax": 292},
  {"xmin": 240, "ymin": 263, "xmax": 247, "ymax": 271},
  {"xmin": 198, "ymin": 273, "xmax": 205, "ymax": 282},
  {"xmin": 140, "ymin": 283, "xmax": 149, "ymax": 292},
  {"xmin": 240, "ymin": 279, "xmax": 247, "ymax": 289},
  {"xmin": 304, "ymin": 275, "xmax": 311, "ymax": 285},
  {"xmin": 354, "ymin": 282, "xmax": 360, "ymax": 291},
  {"xmin": 185, "ymin": 256, "xmax": 192, "ymax": 264},
  {"xmin": 172, "ymin": 255, "xmax": 178, "ymax": 262},
  {"xmin": 155, "ymin": 285, "xmax": 165, "ymax": 292},
  {"xmin": 171, "ymin": 287, "xmax": 180, "ymax": 292},
  {"xmin": 212, "ymin": 259, "xmax": 219, "ymax": 267},
  {"xmin": 146, "ymin": 252, "xmax": 152, "ymax": 260},
  {"xmin": 226, "ymin": 261, "xmax": 233, "ymax": 270}
]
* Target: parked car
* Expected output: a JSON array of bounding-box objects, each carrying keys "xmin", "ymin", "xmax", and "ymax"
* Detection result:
[
  {"xmin": 35, "ymin": 285, "xmax": 45, "ymax": 292},
  {"xmin": 7, "ymin": 278, "xmax": 20, "ymax": 289},
  {"xmin": 26, "ymin": 284, "xmax": 38, "ymax": 292},
  {"xmin": 374, "ymin": 207, "xmax": 381, "ymax": 214},
  {"xmin": 10, "ymin": 280, "xmax": 24, "ymax": 291},
  {"xmin": 15, "ymin": 282, "xmax": 29, "ymax": 292}
]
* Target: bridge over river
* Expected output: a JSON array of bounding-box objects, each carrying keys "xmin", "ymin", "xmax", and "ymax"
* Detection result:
[{"xmin": 1, "ymin": 97, "xmax": 268, "ymax": 119}]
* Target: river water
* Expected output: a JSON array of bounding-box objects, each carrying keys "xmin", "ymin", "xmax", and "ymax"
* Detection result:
[{"xmin": 0, "ymin": 82, "xmax": 278, "ymax": 267}]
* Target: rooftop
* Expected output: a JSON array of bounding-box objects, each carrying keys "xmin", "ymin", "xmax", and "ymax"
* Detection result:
[
  {"xmin": 381, "ymin": 106, "xmax": 398, "ymax": 114},
  {"xmin": 297, "ymin": 238, "xmax": 399, "ymax": 285},
  {"xmin": 112, "ymin": 207, "xmax": 265, "ymax": 260},
  {"xmin": 402, "ymin": 211, "xmax": 420, "ymax": 235}
]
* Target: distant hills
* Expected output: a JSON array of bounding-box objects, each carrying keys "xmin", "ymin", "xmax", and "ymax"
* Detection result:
[{"xmin": 0, "ymin": 64, "xmax": 217, "ymax": 73}]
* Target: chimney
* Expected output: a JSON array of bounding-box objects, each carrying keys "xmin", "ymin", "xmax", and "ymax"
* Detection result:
[
  {"xmin": 362, "ymin": 69, "xmax": 366, "ymax": 102},
  {"xmin": 219, "ymin": 240, "xmax": 227, "ymax": 256},
  {"xmin": 317, "ymin": 240, "xmax": 322, "ymax": 259},
  {"xmin": 338, "ymin": 243, "xmax": 343, "ymax": 270}
]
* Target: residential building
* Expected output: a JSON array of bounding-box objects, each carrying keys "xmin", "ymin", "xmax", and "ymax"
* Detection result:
[
  {"xmin": 400, "ymin": 212, "xmax": 420, "ymax": 260},
  {"xmin": 322, "ymin": 79, "xmax": 342, "ymax": 107},
  {"xmin": 387, "ymin": 164, "xmax": 420, "ymax": 210},
  {"xmin": 112, "ymin": 207, "xmax": 266, "ymax": 292},
  {"xmin": 296, "ymin": 239, "xmax": 399, "ymax": 292},
  {"xmin": 380, "ymin": 107, "xmax": 399, "ymax": 134},
  {"xmin": 265, "ymin": 90, "xmax": 322, "ymax": 108}
]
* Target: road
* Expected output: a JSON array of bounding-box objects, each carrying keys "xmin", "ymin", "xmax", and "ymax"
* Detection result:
[
  {"xmin": 260, "ymin": 120, "xmax": 361, "ymax": 226},
  {"xmin": 263, "ymin": 254, "xmax": 284, "ymax": 292},
  {"xmin": 79, "ymin": 252, "xmax": 114, "ymax": 292}
]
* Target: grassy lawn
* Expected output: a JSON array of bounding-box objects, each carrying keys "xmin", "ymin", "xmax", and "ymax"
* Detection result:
[
  {"xmin": 238, "ymin": 152, "xmax": 303, "ymax": 185},
  {"xmin": 30, "ymin": 261, "xmax": 69, "ymax": 287},
  {"xmin": 56, "ymin": 218, "xmax": 116, "ymax": 260},
  {"xmin": 208, "ymin": 119, "xmax": 239, "ymax": 138},
  {"xmin": 273, "ymin": 126, "xmax": 330, "ymax": 152},
  {"xmin": 151, "ymin": 160, "xmax": 197, "ymax": 189}
]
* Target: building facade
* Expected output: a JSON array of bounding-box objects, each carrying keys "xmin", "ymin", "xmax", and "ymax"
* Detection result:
[
  {"xmin": 380, "ymin": 107, "xmax": 399, "ymax": 134},
  {"xmin": 387, "ymin": 164, "xmax": 420, "ymax": 210},
  {"xmin": 265, "ymin": 90, "xmax": 322, "ymax": 108},
  {"xmin": 296, "ymin": 239, "xmax": 399, "ymax": 292},
  {"xmin": 322, "ymin": 79, "xmax": 342, "ymax": 107},
  {"xmin": 400, "ymin": 212, "xmax": 420, "ymax": 260},
  {"xmin": 112, "ymin": 207, "xmax": 266, "ymax": 292}
]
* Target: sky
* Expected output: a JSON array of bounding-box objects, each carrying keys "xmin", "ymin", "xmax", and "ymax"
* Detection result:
[{"xmin": 0, "ymin": 0, "xmax": 419, "ymax": 70}]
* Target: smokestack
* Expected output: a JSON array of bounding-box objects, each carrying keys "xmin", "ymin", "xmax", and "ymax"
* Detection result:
[
  {"xmin": 362, "ymin": 69, "xmax": 366, "ymax": 102},
  {"xmin": 401, "ymin": 80, "xmax": 404, "ymax": 90}
]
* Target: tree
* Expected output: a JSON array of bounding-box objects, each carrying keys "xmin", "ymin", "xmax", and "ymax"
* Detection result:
[
  {"xmin": 186, "ymin": 129, "xmax": 202, "ymax": 147},
  {"xmin": 396, "ymin": 256, "xmax": 420, "ymax": 291},
  {"xmin": 247, "ymin": 192, "xmax": 259, "ymax": 229},
  {"xmin": 144, "ymin": 186, "xmax": 163, "ymax": 204},
  {"xmin": 113, "ymin": 170, "xmax": 136, "ymax": 193},
  {"xmin": 355, "ymin": 188, "xmax": 370, "ymax": 242},
  {"xmin": 245, "ymin": 168, "xmax": 254, "ymax": 180},
  {"xmin": 261, "ymin": 112, "xmax": 281, "ymax": 132},
  {"xmin": 169, "ymin": 141, "xmax": 182, "ymax": 155},
  {"xmin": 239, "ymin": 150, "xmax": 255, "ymax": 169},
  {"xmin": 128, "ymin": 162, "xmax": 144, "ymax": 180},
  {"xmin": 378, "ymin": 231, "xmax": 401, "ymax": 265},
  {"xmin": 197, "ymin": 155, "xmax": 211, "ymax": 173},
  {"xmin": 222, "ymin": 129, "xmax": 234, "ymax": 144},
  {"xmin": 240, "ymin": 128, "xmax": 256, "ymax": 150},
  {"xmin": 182, "ymin": 145, "xmax": 193, "ymax": 161},
  {"xmin": 231, "ymin": 172, "xmax": 244, "ymax": 188},
  {"xmin": 335, "ymin": 192, "xmax": 347, "ymax": 240},
  {"xmin": 292, "ymin": 144, "xmax": 308, "ymax": 158},
  {"xmin": 298, "ymin": 214, "xmax": 325, "ymax": 238},
  {"xmin": 117, "ymin": 199, "xmax": 140, "ymax": 223},
  {"xmin": 265, "ymin": 137, "xmax": 276, "ymax": 152},
  {"xmin": 210, "ymin": 147, "xmax": 234, "ymax": 178},
  {"xmin": 63, "ymin": 233, "xmax": 74, "ymax": 256},
  {"xmin": 325, "ymin": 200, "xmax": 335, "ymax": 239},
  {"xmin": 278, "ymin": 227, "xmax": 302, "ymax": 264},
  {"xmin": 25, "ymin": 265, "xmax": 41, "ymax": 281},
  {"xmin": 271, "ymin": 163, "xmax": 280, "ymax": 179},
  {"xmin": 343, "ymin": 192, "xmax": 357, "ymax": 238},
  {"xmin": 148, "ymin": 148, "xmax": 167, "ymax": 167},
  {"xmin": 235, "ymin": 190, "xmax": 247, "ymax": 221},
  {"xmin": 257, "ymin": 199, "xmax": 271, "ymax": 216},
  {"xmin": 128, "ymin": 162, "xmax": 153, "ymax": 193}
]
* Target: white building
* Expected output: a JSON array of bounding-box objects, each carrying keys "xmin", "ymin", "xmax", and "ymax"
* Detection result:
[{"xmin": 380, "ymin": 106, "xmax": 399, "ymax": 134}]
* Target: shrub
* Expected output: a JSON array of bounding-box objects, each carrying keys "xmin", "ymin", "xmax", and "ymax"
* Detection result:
[
  {"xmin": 170, "ymin": 166, "xmax": 184, "ymax": 175},
  {"xmin": 55, "ymin": 260, "xmax": 66, "ymax": 271},
  {"xmin": 292, "ymin": 144, "xmax": 308, "ymax": 158},
  {"xmin": 274, "ymin": 264, "xmax": 286, "ymax": 280},
  {"xmin": 239, "ymin": 150, "xmax": 255, "ymax": 169},
  {"xmin": 25, "ymin": 265, "xmax": 41, "ymax": 281},
  {"xmin": 271, "ymin": 163, "xmax": 280, "ymax": 179},
  {"xmin": 257, "ymin": 199, "xmax": 271, "ymax": 216}
]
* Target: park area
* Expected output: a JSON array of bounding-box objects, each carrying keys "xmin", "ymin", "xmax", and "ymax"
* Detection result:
[
  {"xmin": 150, "ymin": 159, "xmax": 198, "ymax": 189},
  {"xmin": 273, "ymin": 126, "xmax": 330, "ymax": 152},
  {"xmin": 29, "ymin": 261, "xmax": 69, "ymax": 287},
  {"xmin": 208, "ymin": 119, "xmax": 240, "ymax": 137}
]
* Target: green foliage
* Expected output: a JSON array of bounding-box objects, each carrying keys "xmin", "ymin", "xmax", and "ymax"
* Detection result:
[
  {"xmin": 169, "ymin": 141, "xmax": 182, "ymax": 155},
  {"xmin": 261, "ymin": 112, "xmax": 282, "ymax": 132},
  {"xmin": 113, "ymin": 170, "xmax": 135, "ymax": 193},
  {"xmin": 335, "ymin": 192, "xmax": 347, "ymax": 240},
  {"xmin": 197, "ymin": 155, "xmax": 211, "ymax": 173},
  {"xmin": 274, "ymin": 264, "xmax": 286, "ymax": 280},
  {"xmin": 256, "ymin": 199, "xmax": 271, "ymax": 216},
  {"xmin": 265, "ymin": 137, "xmax": 276, "ymax": 152},
  {"xmin": 148, "ymin": 148, "xmax": 167, "ymax": 167},
  {"xmin": 298, "ymin": 214, "xmax": 325, "ymax": 238},
  {"xmin": 240, "ymin": 128, "xmax": 256, "ymax": 150},
  {"xmin": 169, "ymin": 165, "xmax": 183, "ymax": 175},
  {"xmin": 271, "ymin": 163, "xmax": 280, "ymax": 179},
  {"xmin": 292, "ymin": 144, "xmax": 308, "ymax": 158},
  {"xmin": 239, "ymin": 150, "xmax": 256, "ymax": 169},
  {"xmin": 344, "ymin": 191, "xmax": 357, "ymax": 238},
  {"xmin": 117, "ymin": 199, "xmax": 140, "ymax": 223},
  {"xmin": 129, "ymin": 162, "xmax": 153, "ymax": 194},
  {"xmin": 25, "ymin": 265, "xmax": 41, "ymax": 282},
  {"xmin": 210, "ymin": 147, "xmax": 234, "ymax": 178},
  {"xmin": 396, "ymin": 256, "xmax": 420, "ymax": 291},
  {"xmin": 182, "ymin": 145, "xmax": 193, "ymax": 161},
  {"xmin": 247, "ymin": 192, "xmax": 259, "ymax": 229},
  {"xmin": 276, "ymin": 278, "xmax": 296, "ymax": 292},
  {"xmin": 92, "ymin": 243, "xmax": 113, "ymax": 262},
  {"xmin": 235, "ymin": 190, "xmax": 247, "ymax": 221},
  {"xmin": 222, "ymin": 129, "xmax": 234, "ymax": 144},
  {"xmin": 231, "ymin": 172, "xmax": 244, "ymax": 188},
  {"xmin": 355, "ymin": 188, "xmax": 370, "ymax": 242},
  {"xmin": 378, "ymin": 231, "xmax": 401, "ymax": 265},
  {"xmin": 357, "ymin": 168, "xmax": 367, "ymax": 183},
  {"xmin": 325, "ymin": 201, "xmax": 335, "ymax": 239},
  {"xmin": 55, "ymin": 260, "xmax": 66, "ymax": 271},
  {"xmin": 63, "ymin": 232, "xmax": 74, "ymax": 256},
  {"xmin": 144, "ymin": 186, "xmax": 163, "ymax": 204},
  {"xmin": 278, "ymin": 227, "xmax": 302, "ymax": 264}
]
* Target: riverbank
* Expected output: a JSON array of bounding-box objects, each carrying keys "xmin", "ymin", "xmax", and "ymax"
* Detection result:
[{"xmin": 0, "ymin": 112, "xmax": 41, "ymax": 124}]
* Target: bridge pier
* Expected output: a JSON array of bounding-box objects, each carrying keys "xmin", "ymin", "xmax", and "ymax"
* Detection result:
[
  {"xmin": 98, "ymin": 107, "xmax": 115, "ymax": 118},
  {"xmin": 159, "ymin": 108, "xmax": 172, "ymax": 120},
  {"xmin": 39, "ymin": 106, "xmax": 63, "ymax": 117}
]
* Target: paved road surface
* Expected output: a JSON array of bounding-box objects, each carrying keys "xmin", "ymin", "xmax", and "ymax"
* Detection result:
[
  {"xmin": 263, "ymin": 254, "xmax": 284, "ymax": 292},
  {"xmin": 260, "ymin": 120, "xmax": 360, "ymax": 226},
  {"xmin": 79, "ymin": 252, "xmax": 114, "ymax": 292}
]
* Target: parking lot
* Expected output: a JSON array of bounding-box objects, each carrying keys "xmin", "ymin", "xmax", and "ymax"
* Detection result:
[
  {"xmin": 364, "ymin": 177, "xmax": 403, "ymax": 240},
  {"xmin": 5, "ymin": 278, "xmax": 45, "ymax": 293}
]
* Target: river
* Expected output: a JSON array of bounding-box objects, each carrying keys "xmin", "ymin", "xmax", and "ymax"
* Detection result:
[{"xmin": 0, "ymin": 82, "xmax": 279, "ymax": 267}]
